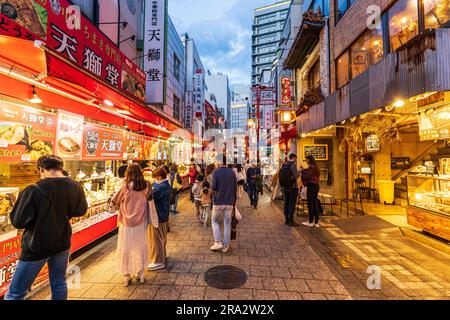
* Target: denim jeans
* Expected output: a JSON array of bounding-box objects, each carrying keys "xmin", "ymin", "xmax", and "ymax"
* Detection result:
[
  {"xmin": 211, "ymin": 205, "xmax": 233, "ymax": 246},
  {"xmin": 5, "ymin": 249, "xmax": 70, "ymax": 300},
  {"xmin": 247, "ymin": 184, "xmax": 259, "ymax": 207},
  {"xmin": 170, "ymin": 193, "xmax": 179, "ymax": 213},
  {"xmin": 283, "ymin": 188, "xmax": 299, "ymax": 224},
  {"xmin": 202, "ymin": 205, "xmax": 211, "ymax": 226},
  {"xmin": 307, "ymin": 183, "xmax": 320, "ymax": 224}
]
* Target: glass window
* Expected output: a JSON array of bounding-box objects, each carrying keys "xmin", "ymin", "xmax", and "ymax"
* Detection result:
[
  {"xmin": 173, "ymin": 95, "xmax": 180, "ymax": 120},
  {"xmin": 350, "ymin": 29, "xmax": 383, "ymax": 78},
  {"xmin": 336, "ymin": 0, "xmax": 349, "ymax": 21},
  {"xmin": 424, "ymin": 0, "xmax": 450, "ymax": 29},
  {"xmin": 388, "ymin": 0, "xmax": 419, "ymax": 52},
  {"xmin": 336, "ymin": 52, "xmax": 350, "ymax": 89},
  {"xmin": 174, "ymin": 54, "xmax": 180, "ymax": 82},
  {"xmin": 308, "ymin": 60, "xmax": 320, "ymax": 91},
  {"xmin": 72, "ymin": 0, "xmax": 97, "ymax": 23}
]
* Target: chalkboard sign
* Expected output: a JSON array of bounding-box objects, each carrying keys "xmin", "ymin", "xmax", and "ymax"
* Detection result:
[{"xmin": 303, "ymin": 144, "xmax": 328, "ymax": 161}]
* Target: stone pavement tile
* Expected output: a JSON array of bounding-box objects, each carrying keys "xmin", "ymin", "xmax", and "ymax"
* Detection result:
[
  {"xmin": 242, "ymin": 276, "xmax": 264, "ymax": 289},
  {"xmin": 175, "ymin": 273, "xmax": 199, "ymax": 286},
  {"xmin": 305, "ymin": 280, "xmax": 336, "ymax": 294},
  {"xmin": 289, "ymin": 267, "xmax": 313, "ymax": 279},
  {"xmin": 196, "ymin": 274, "xmax": 208, "ymax": 286},
  {"xmin": 105, "ymin": 285, "xmax": 137, "ymax": 299},
  {"xmin": 170, "ymin": 262, "xmax": 193, "ymax": 273},
  {"xmin": 277, "ymin": 258, "xmax": 298, "ymax": 267},
  {"xmin": 152, "ymin": 273, "xmax": 178, "ymax": 285},
  {"xmin": 185, "ymin": 253, "xmax": 206, "ymax": 262},
  {"xmin": 252, "ymin": 289, "xmax": 279, "ymax": 300},
  {"xmin": 240, "ymin": 256, "xmax": 259, "ymax": 266},
  {"xmin": 250, "ymin": 266, "xmax": 272, "ymax": 277},
  {"xmin": 312, "ymin": 268, "xmax": 337, "ymax": 281},
  {"xmin": 222, "ymin": 255, "xmax": 240, "ymax": 265},
  {"xmin": 179, "ymin": 286, "xmax": 206, "ymax": 300},
  {"xmin": 191, "ymin": 263, "xmax": 215, "ymax": 274},
  {"xmin": 82, "ymin": 283, "xmax": 116, "ymax": 299},
  {"xmin": 248, "ymin": 250, "xmax": 267, "ymax": 258},
  {"xmin": 329, "ymin": 281, "xmax": 349, "ymax": 295},
  {"xmin": 277, "ymin": 291, "xmax": 303, "ymax": 300},
  {"xmin": 284, "ymin": 279, "xmax": 310, "ymax": 293},
  {"xmin": 326, "ymin": 294, "xmax": 352, "ymax": 300},
  {"xmin": 301, "ymin": 293, "xmax": 327, "ymax": 300},
  {"xmin": 232, "ymin": 247, "xmax": 249, "ymax": 256},
  {"xmin": 202, "ymin": 254, "xmax": 223, "ymax": 263},
  {"xmin": 180, "ymin": 246, "xmax": 200, "ymax": 254},
  {"xmin": 153, "ymin": 285, "xmax": 183, "ymax": 300},
  {"xmin": 68, "ymin": 283, "xmax": 94, "ymax": 298},
  {"xmin": 262, "ymin": 278, "xmax": 287, "ymax": 291},
  {"xmin": 86, "ymin": 271, "xmax": 117, "ymax": 283},
  {"xmin": 168, "ymin": 253, "xmax": 188, "ymax": 262},
  {"xmin": 205, "ymin": 287, "xmax": 229, "ymax": 300},
  {"xmin": 258, "ymin": 257, "xmax": 279, "ymax": 267},
  {"xmin": 269, "ymin": 266, "xmax": 293, "ymax": 279},
  {"xmin": 228, "ymin": 288, "xmax": 254, "ymax": 300}
]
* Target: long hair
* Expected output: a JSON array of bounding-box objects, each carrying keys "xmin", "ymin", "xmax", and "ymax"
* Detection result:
[{"xmin": 125, "ymin": 163, "xmax": 147, "ymax": 191}]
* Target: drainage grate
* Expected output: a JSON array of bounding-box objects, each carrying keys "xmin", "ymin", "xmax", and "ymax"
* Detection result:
[{"xmin": 204, "ymin": 265, "xmax": 248, "ymax": 290}]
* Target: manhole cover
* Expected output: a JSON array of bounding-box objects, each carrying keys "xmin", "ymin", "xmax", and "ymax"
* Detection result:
[{"xmin": 204, "ymin": 265, "xmax": 248, "ymax": 290}]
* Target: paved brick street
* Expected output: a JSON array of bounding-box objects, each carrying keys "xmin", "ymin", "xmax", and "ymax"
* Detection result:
[{"xmin": 30, "ymin": 192, "xmax": 450, "ymax": 300}]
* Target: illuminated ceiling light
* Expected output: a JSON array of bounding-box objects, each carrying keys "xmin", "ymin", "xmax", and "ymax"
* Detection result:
[
  {"xmin": 374, "ymin": 108, "xmax": 382, "ymax": 115},
  {"xmin": 301, "ymin": 133, "xmax": 307, "ymax": 138},
  {"xmin": 393, "ymin": 99, "xmax": 405, "ymax": 108},
  {"xmin": 29, "ymin": 85, "xmax": 42, "ymax": 104},
  {"xmin": 104, "ymin": 99, "xmax": 114, "ymax": 107},
  {"xmin": 385, "ymin": 104, "xmax": 395, "ymax": 112},
  {"xmin": 360, "ymin": 113, "xmax": 368, "ymax": 119},
  {"xmin": 124, "ymin": 119, "xmax": 129, "ymax": 129},
  {"xmin": 350, "ymin": 116, "xmax": 357, "ymax": 122},
  {"xmin": 410, "ymin": 91, "xmax": 438, "ymax": 102},
  {"xmin": 117, "ymin": 109, "xmax": 132, "ymax": 115}
]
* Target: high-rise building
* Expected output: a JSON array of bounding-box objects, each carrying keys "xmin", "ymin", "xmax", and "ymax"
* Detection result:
[
  {"xmin": 205, "ymin": 73, "xmax": 231, "ymax": 128},
  {"xmin": 230, "ymin": 85, "xmax": 251, "ymax": 134},
  {"xmin": 252, "ymin": 1, "xmax": 290, "ymax": 85}
]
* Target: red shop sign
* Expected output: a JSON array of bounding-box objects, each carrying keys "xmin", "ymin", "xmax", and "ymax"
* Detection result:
[
  {"xmin": 0, "ymin": 101, "xmax": 57, "ymax": 162},
  {"xmin": 82, "ymin": 123, "xmax": 124, "ymax": 160},
  {"xmin": 281, "ymin": 77, "xmax": 291, "ymax": 106},
  {"xmin": 0, "ymin": 0, "xmax": 146, "ymax": 101},
  {"xmin": 0, "ymin": 235, "xmax": 21, "ymax": 297}
]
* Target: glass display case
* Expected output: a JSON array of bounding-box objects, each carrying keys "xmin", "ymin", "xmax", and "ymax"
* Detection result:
[
  {"xmin": 407, "ymin": 174, "xmax": 450, "ymax": 216},
  {"xmin": 0, "ymin": 187, "xmax": 20, "ymax": 240}
]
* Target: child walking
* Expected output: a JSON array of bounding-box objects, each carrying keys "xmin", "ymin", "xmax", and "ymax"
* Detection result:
[
  {"xmin": 192, "ymin": 174, "xmax": 204, "ymax": 222},
  {"xmin": 201, "ymin": 181, "xmax": 212, "ymax": 227}
]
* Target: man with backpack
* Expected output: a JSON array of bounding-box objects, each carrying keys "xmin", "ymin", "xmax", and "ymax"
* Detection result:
[{"xmin": 279, "ymin": 154, "xmax": 300, "ymax": 226}]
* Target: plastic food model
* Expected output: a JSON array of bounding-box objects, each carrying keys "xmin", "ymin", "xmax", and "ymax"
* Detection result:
[{"xmin": 0, "ymin": 188, "xmax": 19, "ymax": 234}]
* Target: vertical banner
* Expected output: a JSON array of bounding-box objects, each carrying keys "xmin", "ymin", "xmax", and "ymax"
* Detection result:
[
  {"xmin": 185, "ymin": 91, "xmax": 193, "ymax": 129},
  {"xmin": 193, "ymin": 69, "xmax": 204, "ymax": 122},
  {"xmin": 56, "ymin": 111, "xmax": 84, "ymax": 160},
  {"xmin": 280, "ymin": 77, "xmax": 291, "ymax": 106},
  {"xmin": 144, "ymin": 0, "xmax": 168, "ymax": 105}
]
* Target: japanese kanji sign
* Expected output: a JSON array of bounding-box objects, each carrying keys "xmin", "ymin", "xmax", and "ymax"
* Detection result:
[
  {"xmin": 144, "ymin": 0, "xmax": 167, "ymax": 105},
  {"xmin": 124, "ymin": 132, "xmax": 145, "ymax": 160},
  {"xmin": 185, "ymin": 91, "xmax": 193, "ymax": 129},
  {"xmin": 56, "ymin": 110, "xmax": 84, "ymax": 160},
  {"xmin": 0, "ymin": 236, "xmax": 21, "ymax": 297},
  {"xmin": 82, "ymin": 123, "xmax": 124, "ymax": 160},
  {"xmin": 0, "ymin": 101, "xmax": 57, "ymax": 162},
  {"xmin": 0, "ymin": 0, "xmax": 146, "ymax": 101},
  {"xmin": 252, "ymin": 87, "xmax": 275, "ymax": 105},
  {"xmin": 280, "ymin": 77, "xmax": 292, "ymax": 106}
]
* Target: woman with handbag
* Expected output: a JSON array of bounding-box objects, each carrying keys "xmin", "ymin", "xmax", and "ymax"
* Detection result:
[
  {"xmin": 147, "ymin": 167, "xmax": 171, "ymax": 271},
  {"xmin": 112, "ymin": 164, "xmax": 150, "ymax": 286}
]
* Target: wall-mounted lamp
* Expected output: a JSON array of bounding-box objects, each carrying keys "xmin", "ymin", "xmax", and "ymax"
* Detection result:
[{"xmin": 29, "ymin": 85, "xmax": 42, "ymax": 104}]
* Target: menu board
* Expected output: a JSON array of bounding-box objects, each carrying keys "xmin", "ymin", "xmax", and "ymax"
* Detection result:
[
  {"xmin": 303, "ymin": 144, "xmax": 328, "ymax": 161},
  {"xmin": 56, "ymin": 110, "xmax": 84, "ymax": 159},
  {"xmin": 418, "ymin": 106, "xmax": 450, "ymax": 141},
  {"xmin": 0, "ymin": 102, "xmax": 57, "ymax": 162},
  {"xmin": 124, "ymin": 132, "xmax": 145, "ymax": 160},
  {"xmin": 82, "ymin": 124, "xmax": 124, "ymax": 160},
  {"xmin": 144, "ymin": 138, "xmax": 159, "ymax": 160},
  {"xmin": 366, "ymin": 134, "xmax": 380, "ymax": 152}
]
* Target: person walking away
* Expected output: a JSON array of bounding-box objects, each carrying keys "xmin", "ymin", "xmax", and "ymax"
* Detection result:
[
  {"xmin": 201, "ymin": 181, "xmax": 212, "ymax": 227},
  {"xmin": 279, "ymin": 154, "xmax": 300, "ymax": 226},
  {"xmin": 112, "ymin": 164, "xmax": 149, "ymax": 286},
  {"xmin": 169, "ymin": 164, "xmax": 183, "ymax": 215},
  {"xmin": 5, "ymin": 155, "xmax": 88, "ymax": 300},
  {"xmin": 192, "ymin": 174, "xmax": 204, "ymax": 222},
  {"xmin": 301, "ymin": 155, "xmax": 321, "ymax": 227},
  {"xmin": 235, "ymin": 165, "xmax": 245, "ymax": 199},
  {"xmin": 147, "ymin": 168, "xmax": 170, "ymax": 271},
  {"xmin": 210, "ymin": 158, "xmax": 237, "ymax": 253},
  {"xmin": 246, "ymin": 161, "xmax": 261, "ymax": 209},
  {"xmin": 188, "ymin": 164, "xmax": 198, "ymax": 202}
]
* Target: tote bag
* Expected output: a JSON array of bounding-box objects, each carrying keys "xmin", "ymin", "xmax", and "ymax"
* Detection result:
[{"xmin": 145, "ymin": 185, "xmax": 159, "ymax": 228}]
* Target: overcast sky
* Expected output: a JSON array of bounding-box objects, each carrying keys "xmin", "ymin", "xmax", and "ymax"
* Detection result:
[{"xmin": 168, "ymin": 0, "xmax": 277, "ymax": 87}]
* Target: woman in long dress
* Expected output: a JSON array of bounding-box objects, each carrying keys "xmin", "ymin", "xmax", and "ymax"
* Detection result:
[{"xmin": 112, "ymin": 163, "xmax": 150, "ymax": 286}]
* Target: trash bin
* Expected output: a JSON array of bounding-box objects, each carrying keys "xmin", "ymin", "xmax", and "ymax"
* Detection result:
[{"xmin": 377, "ymin": 180, "xmax": 395, "ymax": 205}]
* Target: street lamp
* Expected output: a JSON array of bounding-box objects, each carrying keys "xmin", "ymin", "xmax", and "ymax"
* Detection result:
[
  {"xmin": 281, "ymin": 110, "xmax": 295, "ymax": 125},
  {"xmin": 247, "ymin": 118, "xmax": 255, "ymax": 128}
]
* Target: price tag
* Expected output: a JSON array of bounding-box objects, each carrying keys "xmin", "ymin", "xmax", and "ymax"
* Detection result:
[
  {"xmin": 0, "ymin": 216, "xmax": 6, "ymax": 223},
  {"xmin": 21, "ymin": 154, "xmax": 31, "ymax": 161},
  {"xmin": 0, "ymin": 140, "xmax": 8, "ymax": 148}
]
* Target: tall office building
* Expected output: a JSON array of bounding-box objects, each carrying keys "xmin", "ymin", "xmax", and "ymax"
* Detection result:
[
  {"xmin": 230, "ymin": 85, "xmax": 251, "ymax": 134},
  {"xmin": 252, "ymin": 1, "xmax": 290, "ymax": 85},
  {"xmin": 205, "ymin": 73, "xmax": 231, "ymax": 128}
]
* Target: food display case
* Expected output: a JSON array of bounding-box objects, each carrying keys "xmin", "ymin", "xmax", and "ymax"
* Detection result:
[
  {"xmin": 0, "ymin": 187, "xmax": 19, "ymax": 242},
  {"xmin": 406, "ymin": 174, "xmax": 450, "ymax": 241}
]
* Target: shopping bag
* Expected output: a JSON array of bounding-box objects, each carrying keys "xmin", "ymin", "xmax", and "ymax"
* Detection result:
[
  {"xmin": 300, "ymin": 186, "xmax": 307, "ymax": 200},
  {"xmin": 231, "ymin": 206, "xmax": 240, "ymax": 240},
  {"xmin": 147, "ymin": 198, "xmax": 159, "ymax": 228},
  {"xmin": 234, "ymin": 207, "xmax": 242, "ymax": 221}
]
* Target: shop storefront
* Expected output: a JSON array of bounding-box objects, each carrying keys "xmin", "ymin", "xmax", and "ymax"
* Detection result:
[{"xmin": 0, "ymin": 0, "xmax": 192, "ymax": 296}]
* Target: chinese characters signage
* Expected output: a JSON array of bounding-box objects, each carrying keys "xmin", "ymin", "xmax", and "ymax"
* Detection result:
[
  {"xmin": 0, "ymin": 101, "xmax": 57, "ymax": 162},
  {"xmin": 185, "ymin": 91, "xmax": 193, "ymax": 129},
  {"xmin": 0, "ymin": 236, "xmax": 21, "ymax": 296},
  {"xmin": 82, "ymin": 124, "xmax": 124, "ymax": 160},
  {"xmin": 144, "ymin": 0, "xmax": 167, "ymax": 105},
  {"xmin": 418, "ymin": 105, "xmax": 450, "ymax": 141},
  {"xmin": 124, "ymin": 132, "xmax": 145, "ymax": 160},
  {"xmin": 56, "ymin": 110, "xmax": 84, "ymax": 160},
  {"xmin": 366, "ymin": 134, "xmax": 380, "ymax": 152},
  {"xmin": 252, "ymin": 87, "xmax": 274, "ymax": 105},
  {"xmin": 0, "ymin": 0, "xmax": 146, "ymax": 101},
  {"xmin": 280, "ymin": 77, "xmax": 291, "ymax": 105},
  {"xmin": 193, "ymin": 69, "xmax": 204, "ymax": 122}
]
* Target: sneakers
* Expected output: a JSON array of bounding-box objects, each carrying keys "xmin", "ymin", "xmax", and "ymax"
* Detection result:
[
  {"xmin": 222, "ymin": 246, "xmax": 230, "ymax": 253},
  {"xmin": 302, "ymin": 221, "xmax": 314, "ymax": 227},
  {"xmin": 210, "ymin": 242, "xmax": 223, "ymax": 251},
  {"xmin": 147, "ymin": 263, "xmax": 165, "ymax": 271},
  {"xmin": 314, "ymin": 223, "xmax": 320, "ymax": 228}
]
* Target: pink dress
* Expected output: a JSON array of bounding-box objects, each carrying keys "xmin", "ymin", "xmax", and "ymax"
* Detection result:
[{"xmin": 112, "ymin": 183, "xmax": 149, "ymax": 276}]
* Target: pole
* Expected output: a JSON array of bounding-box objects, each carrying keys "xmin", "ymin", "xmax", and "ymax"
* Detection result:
[{"xmin": 256, "ymin": 86, "xmax": 260, "ymax": 162}]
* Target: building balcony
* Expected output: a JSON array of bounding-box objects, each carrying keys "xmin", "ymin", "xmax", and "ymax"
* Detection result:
[{"xmin": 297, "ymin": 28, "xmax": 450, "ymax": 135}]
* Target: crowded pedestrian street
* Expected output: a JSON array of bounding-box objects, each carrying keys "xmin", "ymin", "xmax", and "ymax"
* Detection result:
[{"xmin": 28, "ymin": 191, "xmax": 450, "ymax": 300}]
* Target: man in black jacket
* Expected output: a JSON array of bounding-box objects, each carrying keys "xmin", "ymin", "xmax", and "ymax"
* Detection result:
[{"xmin": 5, "ymin": 155, "xmax": 88, "ymax": 300}]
